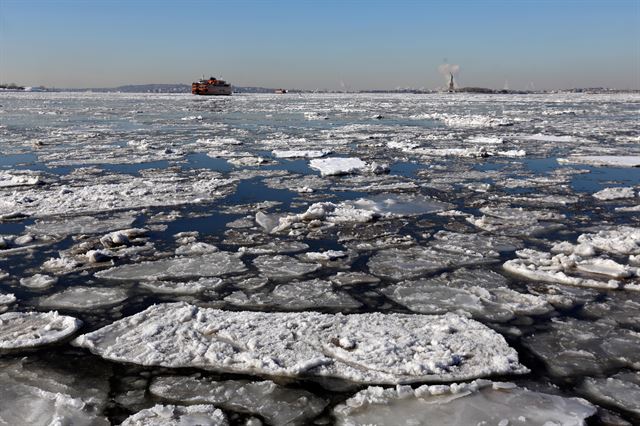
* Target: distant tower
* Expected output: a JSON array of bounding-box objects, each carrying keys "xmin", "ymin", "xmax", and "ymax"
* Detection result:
[{"xmin": 448, "ymin": 73, "xmax": 455, "ymax": 92}]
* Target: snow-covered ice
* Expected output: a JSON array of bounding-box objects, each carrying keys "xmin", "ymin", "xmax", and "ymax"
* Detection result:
[
  {"xmin": 121, "ymin": 404, "xmax": 228, "ymax": 426},
  {"xmin": 0, "ymin": 357, "xmax": 110, "ymax": 426},
  {"xmin": 95, "ymin": 252, "xmax": 246, "ymax": 281},
  {"xmin": 333, "ymin": 380, "xmax": 595, "ymax": 426},
  {"xmin": 72, "ymin": 302, "xmax": 527, "ymax": 384},
  {"xmin": 149, "ymin": 375, "xmax": 327, "ymax": 425},
  {"xmin": 0, "ymin": 311, "xmax": 82, "ymax": 353}
]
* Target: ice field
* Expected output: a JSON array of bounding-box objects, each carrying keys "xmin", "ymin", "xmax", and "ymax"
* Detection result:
[{"xmin": 1, "ymin": 91, "xmax": 639, "ymax": 425}]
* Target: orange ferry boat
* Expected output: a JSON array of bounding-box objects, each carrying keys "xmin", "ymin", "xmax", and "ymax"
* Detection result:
[{"xmin": 191, "ymin": 77, "xmax": 232, "ymax": 96}]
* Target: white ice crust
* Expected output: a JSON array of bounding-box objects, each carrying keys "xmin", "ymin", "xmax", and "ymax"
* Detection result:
[
  {"xmin": 272, "ymin": 149, "xmax": 331, "ymax": 158},
  {"xmin": 333, "ymin": 380, "xmax": 596, "ymax": 426},
  {"xmin": 72, "ymin": 302, "xmax": 527, "ymax": 385},
  {"xmin": 121, "ymin": 404, "xmax": 228, "ymax": 426},
  {"xmin": 557, "ymin": 155, "xmax": 640, "ymax": 167},
  {"xmin": 593, "ymin": 186, "xmax": 636, "ymax": 200},
  {"xmin": 0, "ymin": 358, "xmax": 110, "ymax": 426},
  {"xmin": 38, "ymin": 286, "xmax": 129, "ymax": 310},
  {"xmin": 309, "ymin": 157, "xmax": 368, "ymax": 176},
  {"xmin": 0, "ymin": 311, "xmax": 82, "ymax": 352},
  {"xmin": 95, "ymin": 252, "xmax": 246, "ymax": 281},
  {"xmin": 149, "ymin": 375, "xmax": 327, "ymax": 425}
]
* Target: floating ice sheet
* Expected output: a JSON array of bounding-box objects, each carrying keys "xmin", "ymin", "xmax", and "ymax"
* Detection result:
[
  {"xmin": 578, "ymin": 372, "xmax": 640, "ymax": 417},
  {"xmin": 252, "ymin": 255, "xmax": 321, "ymax": 279},
  {"xmin": 368, "ymin": 245, "xmax": 497, "ymax": 281},
  {"xmin": 25, "ymin": 212, "xmax": 137, "ymax": 236},
  {"xmin": 95, "ymin": 252, "xmax": 246, "ymax": 281},
  {"xmin": 333, "ymin": 380, "xmax": 595, "ymax": 426},
  {"xmin": 523, "ymin": 317, "xmax": 640, "ymax": 378},
  {"xmin": 149, "ymin": 375, "xmax": 327, "ymax": 425},
  {"xmin": 0, "ymin": 357, "xmax": 110, "ymax": 426},
  {"xmin": 38, "ymin": 286, "xmax": 129, "ymax": 310},
  {"xmin": 558, "ymin": 156, "xmax": 640, "ymax": 167},
  {"xmin": 225, "ymin": 279, "xmax": 361, "ymax": 310},
  {"xmin": 383, "ymin": 269, "xmax": 553, "ymax": 323},
  {"xmin": 72, "ymin": 302, "xmax": 527, "ymax": 384},
  {"xmin": 309, "ymin": 157, "xmax": 368, "ymax": 176},
  {"xmin": 121, "ymin": 404, "xmax": 228, "ymax": 426},
  {"xmin": 0, "ymin": 311, "xmax": 81, "ymax": 353},
  {"xmin": 272, "ymin": 149, "xmax": 330, "ymax": 158}
]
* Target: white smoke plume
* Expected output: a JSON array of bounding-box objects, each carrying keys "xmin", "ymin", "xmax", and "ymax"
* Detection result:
[{"xmin": 438, "ymin": 63, "xmax": 460, "ymax": 76}]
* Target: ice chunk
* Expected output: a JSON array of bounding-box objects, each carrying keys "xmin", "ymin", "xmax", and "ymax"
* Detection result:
[
  {"xmin": 503, "ymin": 249, "xmax": 620, "ymax": 290},
  {"xmin": 252, "ymin": 255, "xmax": 321, "ymax": 279},
  {"xmin": 368, "ymin": 246, "xmax": 497, "ymax": 280},
  {"xmin": 340, "ymin": 194, "xmax": 451, "ymax": 217},
  {"xmin": 121, "ymin": 404, "xmax": 227, "ymax": 426},
  {"xmin": 333, "ymin": 380, "xmax": 595, "ymax": 426},
  {"xmin": 558, "ymin": 156, "xmax": 640, "ymax": 167},
  {"xmin": 38, "ymin": 286, "xmax": 129, "ymax": 310},
  {"xmin": 72, "ymin": 302, "xmax": 527, "ymax": 384},
  {"xmin": 149, "ymin": 376, "xmax": 327, "ymax": 425},
  {"xmin": 0, "ymin": 311, "xmax": 81, "ymax": 353},
  {"xmin": 577, "ymin": 226, "xmax": 640, "ymax": 256},
  {"xmin": 26, "ymin": 212, "xmax": 136, "ymax": 236},
  {"xmin": 593, "ymin": 187, "xmax": 636, "ymax": 200},
  {"xmin": 95, "ymin": 252, "xmax": 246, "ymax": 281},
  {"xmin": 0, "ymin": 293, "xmax": 16, "ymax": 313},
  {"xmin": 466, "ymin": 136, "xmax": 504, "ymax": 144},
  {"xmin": 383, "ymin": 269, "xmax": 553, "ymax": 323},
  {"xmin": 578, "ymin": 373, "xmax": 640, "ymax": 416},
  {"xmin": 330, "ymin": 271, "xmax": 381, "ymax": 287},
  {"xmin": 272, "ymin": 149, "xmax": 331, "ymax": 158},
  {"xmin": 523, "ymin": 317, "xmax": 640, "ymax": 378},
  {"xmin": 225, "ymin": 279, "xmax": 361, "ymax": 310},
  {"xmin": 140, "ymin": 278, "xmax": 223, "ymax": 295},
  {"xmin": 0, "ymin": 357, "xmax": 110, "ymax": 426},
  {"xmin": 309, "ymin": 157, "xmax": 367, "ymax": 176},
  {"xmin": 19, "ymin": 273, "xmax": 58, "ymax": 289}
]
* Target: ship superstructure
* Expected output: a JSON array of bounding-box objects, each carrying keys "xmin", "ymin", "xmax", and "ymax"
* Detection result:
[{"xmin": 192, "ymin": 77, "xmax": 232, "ymax": 96}]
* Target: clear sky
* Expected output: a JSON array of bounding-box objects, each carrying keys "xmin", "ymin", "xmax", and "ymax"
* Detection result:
[{"xmin": 1, "ymin": 0, "xmax": 639, "ymax": 90}]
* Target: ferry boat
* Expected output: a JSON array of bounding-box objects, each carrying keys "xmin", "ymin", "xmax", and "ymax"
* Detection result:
[
  {"xmin": 191, "ymin": 77, "xmax": 232, "ymax": 96},
  {"xmin": 275, "ymin": 88, "xmax": 288, "ymax": 94}
]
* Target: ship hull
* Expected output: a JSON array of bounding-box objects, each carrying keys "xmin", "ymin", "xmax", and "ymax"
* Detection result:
[{"xmin": 196, "ymin": 85, "xmax": 232, "ymax": 96}]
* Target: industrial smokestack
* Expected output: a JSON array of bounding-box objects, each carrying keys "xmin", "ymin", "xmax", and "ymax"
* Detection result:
[{"xmin": 448, "ymin": 73, "xmax": 455, "ymax": 92}]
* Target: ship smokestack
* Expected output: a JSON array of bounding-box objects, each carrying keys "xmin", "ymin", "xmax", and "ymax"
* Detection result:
[{"xmin": 448, "ymin": 73, "xmax": 455, "ymax": 92}]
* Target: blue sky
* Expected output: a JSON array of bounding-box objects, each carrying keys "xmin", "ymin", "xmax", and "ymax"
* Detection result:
[{"xmin": 1, "ymin": 0, "xmax": 639, "ymax": 90}]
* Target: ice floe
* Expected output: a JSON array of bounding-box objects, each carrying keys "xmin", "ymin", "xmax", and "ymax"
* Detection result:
[
  {"xmin": 333, "ymin": 380, "xmax": 596, "ymax": 426},
  {"xmin": 0, "ymin": 169, "xmax": 237, "ymax": 218},
  {"xmin": 0, "ymin": 311, "xmax": 81, "ymax": 353},
  {"xmin": 25, "ymin": 212, "xmax": 137, "ymax": 236},
  {"xmin": 121, "ymin": 404, "xmax": 228, "ymax": 426},
  {"xmin": 0, "ymin": 357, "xmax": 110, "ymax": 426},
  {"xmin": 309, "ymin": 157, "xmax": 369, "ymax": 176},
  {"xmin": 558, "ymin": 156, "xmax": 640, "ymax": 167},
  {"xmin": 225, "ymin": 278, "xmax": 361, "ymax": 310},
  {"xmin": 72, "ymin": 302, "xmax": 527, "ymax": 384},
  {"xmin": 38, "ymin": 286, "xmax": 129, "ymax": 310},
  {"xmin": 95, "ymin": 252, "xmax": 246, "ymax": 281},
  {"xmin": 272, "ymin": 149, "xmax": 331, "ymax": 159},
  {"xmin": 593, "ymin": 187, "xmax": 636, "ymax": 200},
  {"xmin": 19, "ymin": 273, "xmax": 58, "ymax": 289},
  {"xmin": 252, "ymin": 255, "xmax": 321, "ymax": 279},
  {"xmin": 149, "ymin": 375, "xmax": 327, "ymax": 425},
  {"xmin": 382, "ymin": 268, "xmax": 554, "ymax": 322},
  {"xmin": 523, "ymin": 317, "xmax": 640, "ymax": 378},
  {"xmin": 0, "ymin": 292, "xmax": 16, "ymax": 313},
  {"xmin": 578, "ymin": 372, "xmax": 640, "ymax": 417}
]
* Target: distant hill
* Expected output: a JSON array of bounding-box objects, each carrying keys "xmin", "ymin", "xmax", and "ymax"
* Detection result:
[{"xmin": 62, "ymin": 84, "xmax": 284, "ymax": 93}]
